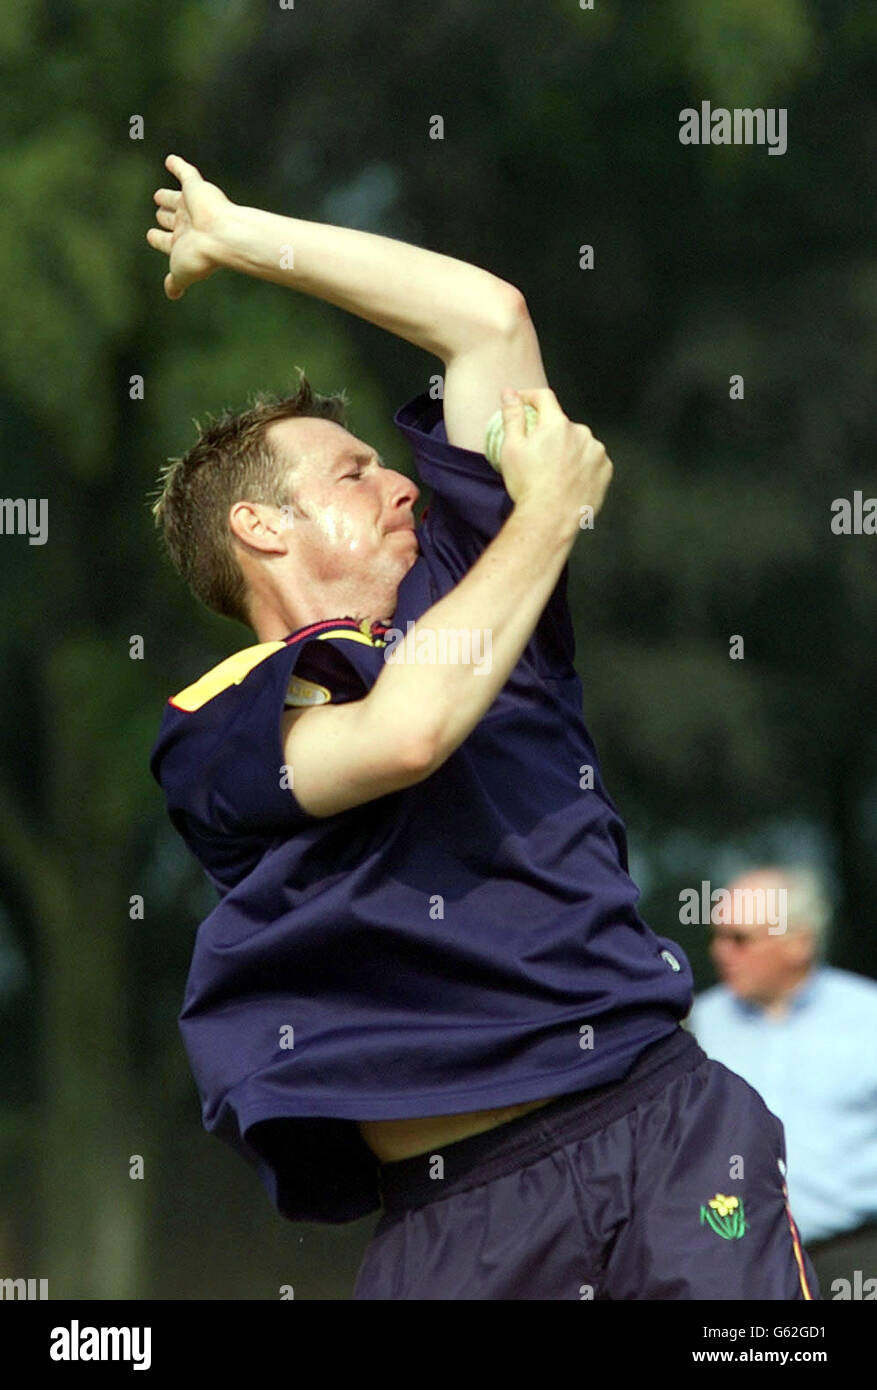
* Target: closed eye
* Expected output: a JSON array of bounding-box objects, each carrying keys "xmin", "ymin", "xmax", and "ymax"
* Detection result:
[{"xmin": 338, "ymin": 453, "xmax": 384, "ymax": 482}]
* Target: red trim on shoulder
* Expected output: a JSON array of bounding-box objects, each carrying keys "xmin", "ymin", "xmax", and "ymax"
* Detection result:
[
  {"xmin": 283, "ymin": 618, "xmax": 362, "ymax": 646},
  {"xmin": 284, "ymin": 617, "xmax": 392, "ymax": 645}
]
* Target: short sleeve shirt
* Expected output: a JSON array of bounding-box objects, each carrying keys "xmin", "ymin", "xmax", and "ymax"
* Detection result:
[{"xmin": 150, "ymin": 390, "xmax": 694, "ymax": 1222}]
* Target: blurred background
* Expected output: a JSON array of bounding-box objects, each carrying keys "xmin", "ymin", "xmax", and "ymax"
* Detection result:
[{"xmin": 0, "ymin": 0, "xmax": 874, "ymax": 1298}]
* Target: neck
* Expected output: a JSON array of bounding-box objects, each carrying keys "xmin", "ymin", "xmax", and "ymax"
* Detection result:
[{"xmin": 756, "ymin": 969, "xmax": 813, "ymax": 1019}]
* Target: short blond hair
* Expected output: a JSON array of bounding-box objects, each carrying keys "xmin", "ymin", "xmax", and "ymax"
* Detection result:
[{"xmin": 151, "ymin": 369, "xmax": 349, "ymax": 626}]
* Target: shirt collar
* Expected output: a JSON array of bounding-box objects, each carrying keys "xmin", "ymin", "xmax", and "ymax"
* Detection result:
[{"xmin": 731, "ymin": 965, "xmax": 824, "ymax": 1019}]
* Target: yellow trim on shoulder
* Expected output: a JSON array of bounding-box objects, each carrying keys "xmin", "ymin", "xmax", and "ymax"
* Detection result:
[
  {"xmin": 169, "ymin": 623, "xmax": 385, "ymax": 712},
  {"xmin": 314, "ymin": 627, "xmax": 386, "ymax": 647},
  {"xmin": 170, "ymin": 641, "xmax": 286, "ymax": 712}
]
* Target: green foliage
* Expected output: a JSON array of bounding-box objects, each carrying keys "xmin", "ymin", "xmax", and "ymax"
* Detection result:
[
  {"xmin": 0, "ymin": 126, "xmax": 143, "ymax": 475},
  {"xmin": 670, "ymin": 0, "xmax": 816, "ymax": 101}
]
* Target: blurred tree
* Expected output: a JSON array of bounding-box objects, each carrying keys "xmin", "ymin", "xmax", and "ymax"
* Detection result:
[{"xmin": 201, "ymin": 0, "xmax": 876, "ymax": 959}]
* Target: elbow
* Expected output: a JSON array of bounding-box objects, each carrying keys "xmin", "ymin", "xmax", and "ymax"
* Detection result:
[
  {"xmin": 493, "ymin": 283, "xmax": 530, "ymax": 335},
  {"xmin": 398, "ymin": 724, "xmax": 443, "ymax": 785},
  {"xmin": 442, "ymin": 283, "xmax": 530, "ymax": 360}
]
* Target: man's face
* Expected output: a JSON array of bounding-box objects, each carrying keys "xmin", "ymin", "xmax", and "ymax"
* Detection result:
[
  {"xmin": 709, "ymin": 872, "xmax": 811, "ymax": 1005},
  {"xmin": 267, "ymin": 415, "xmax": 420, "ymax": 617}
]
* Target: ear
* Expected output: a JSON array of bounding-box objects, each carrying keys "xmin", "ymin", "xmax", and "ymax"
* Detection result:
[
  {"xmin": 785, "ymin": 930, "xmax": 814, "ymax": 967},
  {"xmin": 229, "ymin": 500, "xmax": 291, "ymax": 555}
]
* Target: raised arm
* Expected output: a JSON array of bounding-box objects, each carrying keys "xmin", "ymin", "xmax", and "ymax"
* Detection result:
[
  {"xmin": 282, "ymin": 391, "xmax": 613, "ymax": 818},
  {"xmin": 147, "ymin": 154, "xmax": 550, "ymax": 452}
]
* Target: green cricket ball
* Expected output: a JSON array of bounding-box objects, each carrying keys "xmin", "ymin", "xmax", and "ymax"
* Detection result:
[{"xmin": 484, "ymin": 403, "xmax": 539, "ymax": 470}]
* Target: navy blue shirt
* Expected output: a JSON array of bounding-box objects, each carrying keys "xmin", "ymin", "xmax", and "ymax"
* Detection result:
[{"xmin": 150, "ymin": 390, "xmax": 694, "ymax": 1222}]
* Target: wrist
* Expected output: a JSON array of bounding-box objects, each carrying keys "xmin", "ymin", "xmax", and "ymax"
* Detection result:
[
  {"xmin": 512, "ymin": 492, "xmax": 580, "ymax": 548},
  {"xmin": 204, "ymin": 202, "xmax": 260, "ymax": 273}
]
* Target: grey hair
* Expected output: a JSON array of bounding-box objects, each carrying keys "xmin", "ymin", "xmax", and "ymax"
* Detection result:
[{"xmin": 783, "ymin": 865, "xmax": 833, "ymax": 957}]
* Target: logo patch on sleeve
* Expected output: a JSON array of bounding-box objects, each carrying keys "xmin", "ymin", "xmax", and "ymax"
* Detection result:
[
  {"xmin": 285, "ymin": 675, "xmax": 332, "ymax": 707},
  {"xmin": 699, "ymin": 1194, "xmax": 747, "ymax": 1240}
]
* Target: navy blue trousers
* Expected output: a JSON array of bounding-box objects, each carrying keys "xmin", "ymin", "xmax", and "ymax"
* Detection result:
[{"xmin": 353, "ymin": 1028, "xmax": 820, "ymax": 1300}]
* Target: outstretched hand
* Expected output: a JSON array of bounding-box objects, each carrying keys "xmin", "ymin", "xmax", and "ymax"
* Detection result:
[{"xmin": 146, "ymin": 154, "xmax": 233, "ymax": 301}]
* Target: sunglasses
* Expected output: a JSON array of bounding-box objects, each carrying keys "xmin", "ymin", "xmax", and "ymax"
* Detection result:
[{"xmin": 709, "ymin": 928, "xmax": 772, "ymax": 947}]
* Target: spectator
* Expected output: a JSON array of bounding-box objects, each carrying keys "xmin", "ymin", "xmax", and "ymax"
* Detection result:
[{"xmin": 689, "ymin": 865, "xmax": 877, "ymax": 1296}]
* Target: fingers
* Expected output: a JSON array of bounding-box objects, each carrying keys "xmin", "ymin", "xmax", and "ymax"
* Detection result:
[
  {"xmin": 165, "ymin": 153, "xmax": 201, "ymax": 185},
  {"xmin": 149, "ymin": 163, "xmax": 194, "ymax": 302},
  {"xmin": 511, "ymin": 386, "xmax": 564, "ymax": 418},
  {"xmin": 163, "ymin": 272, "xmax": 184, "ymax": 302},
  {"xmin": 500, "ymin": 389, "xmax": 526, "ymax": 438},
  {"xmin": 146, "ymin": 227, "xmax": 172, "ymax": 253},
  {"xmin": 147, "ymin": 228, "xmax": 184, "ymax": 300}
]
